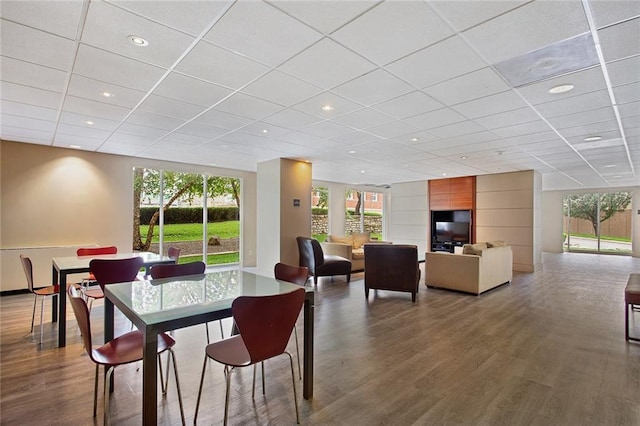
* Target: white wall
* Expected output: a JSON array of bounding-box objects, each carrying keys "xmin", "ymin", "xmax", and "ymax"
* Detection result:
[
  {"xmin": 388, "ymin": 181, "xmax": 428, "ymax": 256},
  {"xmin": 0, "ymin": 140, "xmax": 257, "ymax": 292}
]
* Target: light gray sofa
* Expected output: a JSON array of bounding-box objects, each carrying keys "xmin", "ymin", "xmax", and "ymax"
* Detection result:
[
  {"xmin": 322, "ymin": 233, "xmax": 391, "ymax": 272},
  {"xmin": 425, "ymin": 242, "xmax": 513, "ymax": 295}
]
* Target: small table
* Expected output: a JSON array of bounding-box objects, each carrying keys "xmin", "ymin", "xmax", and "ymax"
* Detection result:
[
  {"xmin": 52, "ymin": 252, "xmax": 175, "ymax": 347},
  {"xmin": 105, "ymin": 270, "xmax": 315, "ymax": 425}
]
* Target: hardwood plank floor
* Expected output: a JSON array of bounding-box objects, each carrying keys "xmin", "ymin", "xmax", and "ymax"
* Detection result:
[{"xmin": 2, "ymin": 252, "xmax": 640, "ymax": 425}]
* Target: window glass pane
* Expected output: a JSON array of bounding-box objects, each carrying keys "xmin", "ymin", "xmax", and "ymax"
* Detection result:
[
  {"xmin": 133, "ymin": 167, "xmax": 161, "ymax": 254},
  {"xmin": 205, "ymin": 176, "xmax": 240, "ymax": 266},
  {"xmin": 363, "ymin": 191, "xmax": 383, "ymax": 240},
  {"xmin": 312, "ymin": 186, "xmax": 328, "ymax": 242},
  {"xmin": 345, "ymin": 189, "xmax": 363, "ymax": 233}
]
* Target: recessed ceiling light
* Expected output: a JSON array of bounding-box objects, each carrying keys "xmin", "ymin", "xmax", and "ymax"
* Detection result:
[
  {"xmin": 410, "ymin": 137, "xmax": 419, "ymax": 142},
  {"xmin": 99, "ymin": 91, "xmax": 114, "ymax": 98},
  {"xmin": 261, "ymin": 129, "xmax": 268, "ymax": 134},
  {"xmin": 497, "ymin": 150, "xmax": 504, "ymax": 155},
  {"xmin": 348, "ymin": 150, "xmax": 356, "ymax": 154},
  {"xmin": 548, "ymin": 84, "xmax": 574, "ymax": 94},
  {"xmin": 70, "ymin": 145, "xmax": 81, "ymax": 149},
  {"xmin": 442, "ymin": 172, "xmax": 447, "ymax": 176},
  {"xmin": 584, "ymin": 136, "xmax": 602, "ymax": 142},
  {"xmin": 128, "ymin": 35, "xmax": 149, "ymax": 47},
  {"xmin": 460, "ymin": 155, "xmax": 468, "ymax": 159},
  {"xmin": 321, "ymin": 105, "xmax": 334, "ymax": 111},
  {"xmin": 361, "ymin": 170, "xmax": 365, "ymax": 174},
  {"xmin": 86, "ymin": 121, "xmax": 94, "ymax": 125},
  {"xmin": 604, "ymin": 164, "xmax": 617, "ymax": 168}
]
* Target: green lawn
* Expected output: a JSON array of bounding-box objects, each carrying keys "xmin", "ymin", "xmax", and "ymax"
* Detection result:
[
  {"xmin": 180, "ymin": 252, "xmax": 239, "ymax": 265},
  {"xmin": 140, "ymin": 221, "xmax": 239, "ymax": 243},
  {"xmin": 568, "ymin": 232, "xmax": 631, "ymax": 243}
]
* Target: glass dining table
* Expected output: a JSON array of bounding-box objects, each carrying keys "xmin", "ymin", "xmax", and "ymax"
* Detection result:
[
  {"xmin": 104, "ymin": 269, "xmax": 315, "ymax": 425},
  {"xmin": 52, "ymin": 252, "xmax": 175, "ymax": 347}
]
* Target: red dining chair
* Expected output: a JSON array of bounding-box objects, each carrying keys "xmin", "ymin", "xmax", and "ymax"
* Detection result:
[
  {"xmin": 85, "ymin": 257, "xmax": 143, "ymax": 312},
  {"xmin": 167, "ymin": 246, "xmax": 181, "ymax": 262},
  {"xmin": 194, "ymin": 288, "xmax": 305, "ymax": 425},
  {"xmin": 274, "ymin": 262, "xmax": 309, "ymax": 379},
  {"xmin": 19, "ymin": 254, "xmax": 59, "ymax": 345},
  {"xmin": 77, "ymin": 246, "xmax": 118, "ymax": 308},
  {"xmin": 149, "ymin": 262, "xmax": 225, "ymax": 343},
  {"xmin": 67, "ymin": 286, "xmax": 185, "ymax": 425}
]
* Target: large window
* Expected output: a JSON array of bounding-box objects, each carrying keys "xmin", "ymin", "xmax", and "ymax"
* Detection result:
[
  {"xmin": 311, "ymin": 186, "xmax": 328, "ymax": 242},
  {"xmin": 345, "ymin": 189, "xmax": 383, "ymax": 240},
  {"xmin": 563, "ymin": 192, "xmax": 632, "ymax": 254},
  {"xmin": 133, "ymin": 168, "xmax": 240, "ymax": 266}
]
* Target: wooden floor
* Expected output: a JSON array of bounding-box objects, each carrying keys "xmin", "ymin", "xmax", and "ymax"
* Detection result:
[{"xmin": 2, "ymin": 252, "xmax": 640, "ymax": 425}]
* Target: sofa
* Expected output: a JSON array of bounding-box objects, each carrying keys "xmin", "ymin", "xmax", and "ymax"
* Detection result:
[
  {"xmin": 322, "ymin": 232, "xmax": 391, "ymax": 272},
  {"xmin": 364, "ymin": 244, "xmax": 421, "ymax": 302},
  {"xmin": 425, "ymin": 241, "xmax": 513, "ymax": 295}
]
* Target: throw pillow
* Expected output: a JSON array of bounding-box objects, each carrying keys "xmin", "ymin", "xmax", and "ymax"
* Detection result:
[
  {"xmin": 329, "ymin": 235, "xmax": 353, "ymax": 246},
  {"xmin": 352, "ymin": 232, "xmax": 371, "ymax": 249},
  {"xmin": 462, "ymin": 243, "xmax": 487, "ymax": 255},
  {"xmin": 486, "ymin": 240, "xmax": 506, "ymax": 248}
]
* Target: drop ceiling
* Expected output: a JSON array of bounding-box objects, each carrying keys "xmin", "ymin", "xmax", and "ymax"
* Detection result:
[{"xmin": 1, "ymin": 0, "xmax": 639, "ymax": 190}]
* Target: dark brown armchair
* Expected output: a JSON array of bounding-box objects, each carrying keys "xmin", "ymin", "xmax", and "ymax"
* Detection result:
[
  {"xmin": 364, "ymin": 244, "xmax": 421, "ymax": 302},
  {"xmin": 296, "ymin": 237, "xmax": 351, "ymax": 286}
]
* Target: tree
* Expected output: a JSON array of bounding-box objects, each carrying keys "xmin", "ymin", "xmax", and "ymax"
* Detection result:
[
  {"xmin": 313, "ymin": 187, "xmax": 328, "ymax": 209},
  {"xmin": 346, "ymin": 190, "xmax": 363, "ymax": 215},
  {"xmin": 564, "ymin": 192, "xmax": 631, "ymax": 235},
  {"xmin": 208, "ymin": 176, "xmax": 240, "ymax": 208},
  {"xmin": 133, "ymin": 169, "xmax": 203, "ymax": 251}
]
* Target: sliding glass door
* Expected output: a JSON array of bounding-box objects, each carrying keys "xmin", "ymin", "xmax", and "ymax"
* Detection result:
[{"xmin": 563, "ymin": 192, "xmax": 632, "ymax": 254}]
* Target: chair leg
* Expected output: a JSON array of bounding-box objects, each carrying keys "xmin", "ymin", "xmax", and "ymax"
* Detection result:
[
  {"xmin": 93, "ymin": 364, "xmax": 99, "ymax": 417},
  {"xmin": 286, "ymin": 352, "xmax": 300, "ymax": 424},
  {"xmin": 223, "ymin": 367, "xmax": 233, "ymax": 426},
  {"xmin": 30, "ymin": 294, "xmax": 37, "ymax": 333},
  {"xmin": 205, "ymin": 322, "xmax": 210, "ymax": 344},
  {"xmin": 104, "ymin": 366, "xmax": 115, "ymax": 426},
  {"xmin": 261, "ymin": 362, "xmax": 265, "ymax": 395},
  {"xmin": 169, "ymin": 349, "xmax": 185, "ymax": 426},
  {"xmin": 39, "ymin": 296, "xmax": 45, "ymax": 345},
  {"xmin": 252, "ymin": 364, "xmax": 256, "ymax": 399},
  {"xmin": 219, "ymin": 320, "xmax": 225, "ymax": 339},
  {"xmin": 194, "ymin": 354, "xmax": 209, "ymax": 424},
  {"xmin": 158, "ymin": 354, "xmax": 166, "ymax": 395},
  {"xmin": 294, "ymin": 327, "xmax": 301, "ymax": 380}
]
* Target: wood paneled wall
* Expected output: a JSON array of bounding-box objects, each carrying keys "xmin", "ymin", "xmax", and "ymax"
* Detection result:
[{"xmin": 428, "ymin": 176, "xmax": 476, "ymax": 244}]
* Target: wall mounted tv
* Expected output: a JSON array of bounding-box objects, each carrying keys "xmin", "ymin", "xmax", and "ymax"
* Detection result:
[{"xmin": 431, "ymin": 209, "xmax": 471, "ymax": 245}]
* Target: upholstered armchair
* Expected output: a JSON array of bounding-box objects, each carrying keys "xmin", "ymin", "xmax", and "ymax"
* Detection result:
[
  {"xmin": 296, "ymin": 237, "xmax": 351, "ymax": 286},
  {"xmin": 364, "ymin": 244, "xmax": 421, "ymax": 302}
]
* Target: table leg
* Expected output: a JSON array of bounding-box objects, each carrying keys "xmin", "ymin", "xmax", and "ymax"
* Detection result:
[
  {"xmin": 51, "ymin": 266, "xmax": 59, "ymax": 323},
  {"xmin": 142, "ymin": 330, "xmax": 158, "ymax": 425},
  {"xmin": 105, "ymin": 298, "xmax": 115, "ymax": 393},
  {"xmin": 303, "ymin": 293, "xmax": 314, "ymax": 399},
  {"xmin": 57, "ymin": 271, "xmax": 67, "ymax": 347}
]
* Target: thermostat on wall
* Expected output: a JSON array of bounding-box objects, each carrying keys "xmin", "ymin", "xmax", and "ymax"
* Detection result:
[{"xmin": 293, "ymin": 199, "xmax": 300, "ymax": 207}]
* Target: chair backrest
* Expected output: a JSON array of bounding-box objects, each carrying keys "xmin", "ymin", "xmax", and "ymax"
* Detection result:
[
  {"xmin": 364, "ymin": 244, "xmax": 419, "ymax": 288},
  {"xmin": 149, "ymin": 261, "xmax": 205, "ymax": 279},
  {"xmin": 233, "ymin": 288, "xmax": 305, "ymax": 364},
  {"xmin": 296, "ymin": 237, "xmax": 324, "ymax": 274},
  {"xmin": 274, "ymin": 263, "xmax": 309, "ymax": 286},
  {"xmin": 89, "ymin": 257, "xmax": 144, "ymax": 290},
  {"xmin": 68, "ymin": 285, "xmax": 94, "ymax": 358},
  {"xmin": 167, "ymin": 246, "xmax": 181, "ymax": 262},
  {"xmin": 19, "ymin": 254, "xmax": 35, "ymax": 292},
  {"xmin": 76, "ymin": 246, "xmax": 118, "ymax": 256}
]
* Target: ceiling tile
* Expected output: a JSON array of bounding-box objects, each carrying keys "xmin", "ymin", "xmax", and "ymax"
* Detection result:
[
  {"xmin": 464, "ymin": 1, "xmax": 589, "ymax": 64},
  {"xmin": 1, "ymin": 100, "xmax": 58, "ymax": 122},
  {"xmin": 1, "ymin": 125, "xmax": 53, "ymax": 144},
  {"xmin": 386, "ymin": 35, "xmax": 486, "ymax": 89},
  {"xmin": 67, "ymin": 74, "xmax": 146, "ymax": 108},
  {"xmin": 175, "ymin": 41, "xmax": 269, "ymax": 89},
  {"xmin": 110, "ymin": 0, "xmax": 234, "ymax": 36},
  {"xmin": 329, "ymin": 131, "xmax": 385, "ymax": 146},
  {"xmin": 606, "ymin": 53, "xmax": 640, "ymax": 87},
  {"xmin": 56, "ymin": 123, "xmax": 111, "ymax": 141},
  {"xmin": 516, "ymin": 66, "xmax": 607, "ymax": 105},
  {"xmin": 598, "ymin": 17, "xmax": 640, "ymax": 62},
  {"xmin": 241, "ymin": 70, "xmax": 323, "ymax": 107},
  {"xmin": 177, "ymin": 122, "xmax": 228, "ymax": 139},
  {"xmin": 614, "ymin": 82, "xmax": 640, "ymax": 104},
  {"xmin": 1, "ymin": 114, "xmax": 56, "ymax": 132},
  {"xmin": 279, "ymin": 38, "xmax": 376, "ymax": 89},
  {"xmin": 300, "ymin": 121, "xmax": 354, "ymax": 139},
  {"xmin": 1, "ymin": 57, "xmax": 67, "ymax": 92},
  {"xmin": 138, "ymin": 95, "xmax": 206, "ymax": 121},
  {"xmin": 548, "ymin": 106, "xmax": 616, "ymax": 129},
  {"xmin": 125, "ymin": 110, "xmax": 186, "ymax": 132},
  {"xmin": 428, "ymin": 121, "xmax": 486, "ymax": 139},
  {"xmin": 0, "ymin": 81, "xmax": 62, "ymax": 109},
  {"xmin": 491, "ymin": 120, "xmax": 551, "ymax": 138},
  {"xmin": 81, "ymin": 1, "xmax": 196, "ymax": 68},
  {"xmin": 152, "ymin": 72, "xmax": 233, "ymax": 108},
  {"xmin": 0, "ymin": 0, "xmax": 84, "ymax": 39},
  {"xmin": 60, "ymin": 111, "xmax": 121, "ymax": 131},
  {"xmin": 73, "ymin": 44, "xmax": 166, "ymax": 91},
  {"xmin": 424, "ymin": 67, "xmax": 510, "ymax": 105},
  {"xmin": 213, "ymin": 92, "xmax": 283, "ymax": 120},
  {"xmin": 269, "ymin": 0, "xmax": 378, "ymax": 35},
  {"xmin": 193, "ymin": 108, "xmax": 253, "ymax": 131},
  {"xmin": 535, "ymin": 89, "xmax": 613, "ymax": 119},
  {"xmin": 367, "ymin": 120, "xmax": 420, "ymax": 139},
  {"xmin": 451, "ymin": 90, "xmax": 527, "ymax": 119},
  {"xmin": 332, "ymin": 108, "xmax": 394, "ymax": 130},
  {"xmin": 292, "ymin": 91, "xmax": 362, "ymax": 119},
  {"xmin": 332, "ymin": 1, "xmax": 453, "ymax": 65},
  {"xmin": 589, "ymin": 0, "xmax": 640, "ymax": 28},
  {"xmin": 1, "ymin": 20, "xmax": 75, "ymax": 71},
  {"xmin": 474, "ymin": 107, "xmax": 541, "ymax": 130},
  {"xmin": 372, "ymin": 91, "xmax": 443, "ymax": 119},
  {"xmin": 262, "ymin": 109, "xmax": 321, "ymax": 130},
  {"xmin": 62, "ymin": 95, "xmax": 131, "ymax": 121},
  {"xmin": 204, "ymin": 1, "xmax": 323, "ymax": 67},
  {"xmin": 427, "ymin": 0, "xmax": 527, "ymax": 32},
  {"xmin": 332, "ymin": 69, "xmax": 414, "ymax": 107},
  {"xmin": 404, "ymin": 107, "xmax": 466, "ymax": 130}
]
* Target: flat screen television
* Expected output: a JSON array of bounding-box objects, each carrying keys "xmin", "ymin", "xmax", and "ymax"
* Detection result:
[{"xmin": 434, "ymin": 221, "xmax": 470, "ymax": 243}]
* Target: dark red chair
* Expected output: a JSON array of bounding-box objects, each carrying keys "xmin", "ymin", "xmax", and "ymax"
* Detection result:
[
  {"xmin": 274, "ymin": 262, "xmax": 308, "ymax": 378},
  {"xmin": 76, "ymin": 246, "xmax": 118, "ymax": 308},
  {"xmin": 67, "ymin": 286, "xmax": 184, "ymax": 425},
  {"xmin": 19, "ymin": 254, "xmax": 59, "ymax": 345},
  {"xmin": 194, "ymin": 288, "xmax": 305, "ymax": 425},
  {"xmin": 167, "ymin": 246, "xmax": 181, "ymax": 262},
  {"xmin": 85, "ymin": 257, "xmax": 143, "ymax": 311}
]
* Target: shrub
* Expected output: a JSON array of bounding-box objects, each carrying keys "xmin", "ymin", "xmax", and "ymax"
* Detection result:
[{"xmin": 140, "ymin": 207, "xmax": 239, "ymax": 224}]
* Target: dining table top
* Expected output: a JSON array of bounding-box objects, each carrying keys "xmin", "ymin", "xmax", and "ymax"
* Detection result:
[{"xmin": 52, "ymin": 251, "xmax": 173, "ymax": 271}]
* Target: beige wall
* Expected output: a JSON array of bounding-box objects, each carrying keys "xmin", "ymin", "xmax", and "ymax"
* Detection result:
[
  {"xmin": 476, "ymin": 170, "xmax": 541, "ymax": 272},
  {"xmin": 0, "ymin": 140, "xmax": 257, "ymax": 292},
  {"xmin": 389, "ymin": 181, "xmax": 429, "ymax": 255}
]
